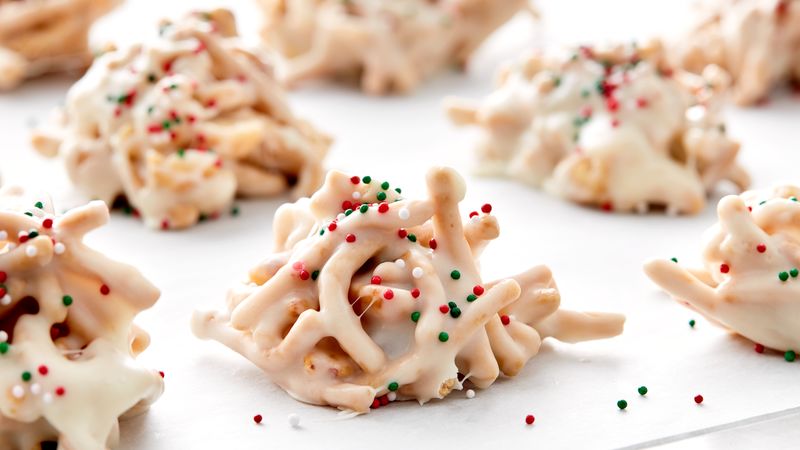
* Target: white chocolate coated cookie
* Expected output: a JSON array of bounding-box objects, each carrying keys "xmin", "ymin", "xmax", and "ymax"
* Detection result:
[
  {"xmin": 32, "ymin": 9, "xmax": 330, "ymax": 230},
  {"xmin": 671, "ymin": 0, "xmax": 800, "ymax": 105},
  {"xmin": 0, "ymin": 0, "xmax": 119, "ymax": 89},
  {"xmin": 0, "ymin": 186, "xmax": 163, "ymax": 450},
  {"xmin": 192, "ymin": 167, "xmax": 624, "ymax": 413},
  {"xmin": 645, "ymin": 185, "xmax": 800, "ymax": 353},
  {"xmin": 446, "ymin": 41, "xmax": 750, "ymax": 214},
  {"xmin": 259, "ymin": 0, "xmax": 533, "ymax": 94}
]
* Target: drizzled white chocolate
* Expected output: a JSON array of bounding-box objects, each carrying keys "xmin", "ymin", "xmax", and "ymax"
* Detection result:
[
  {"xmin": 645, "ymin": 185, "xmax": 800, "ymax": 353},
  {"xmin": 0, "ymin": 186, "xmax": 163, "ymax": 450},
  {"xmin": 259, "ymin": 0, "xmax": 533, "ymax": 94},
  {"xmin": 32, "ymin": 9, "xmax": 330, "ymax": 230},
  {"xmin": 0, "ymin": 0, "xmax": 119, "ymax": 89},
  {"xmin": 192, "ymin": 167, "xmax": 624, "ymax": 412},
  {"xmin": 671, "ymin": 0, "xmax": 800, "ymax": 105},
  {"xmin": 446, "ymin": 41, "xmax": 750, "ymax": 214}
]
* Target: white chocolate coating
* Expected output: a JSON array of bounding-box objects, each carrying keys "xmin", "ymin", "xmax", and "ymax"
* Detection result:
[
  {"xmin": 32, "ymin": 9, "xmax": 331, "ymax": 230},
  {"xmin": 446, "ymin": 41, "xmax": 750, "ymax": 214},
  {"xmin": 259, "ymin": 0, "xmax": 533, "ymax": 94},
  {"xmin": 0, "ymin": 0, "xmax": 119, "ymax": 89},
  {"xmin": 0, "ymin": 186, "xmax": 163, "ymax": 450},
  {"xmin": 671, "ymin": 0, "xmax": 800, "ymax": 105},
  {"xmin": 192, "ymin": 167, "xmax": 624, "ymax": 413},
  {"xmin": 644, "ymin": 185, "xmax": 800, "ymax": 352}
]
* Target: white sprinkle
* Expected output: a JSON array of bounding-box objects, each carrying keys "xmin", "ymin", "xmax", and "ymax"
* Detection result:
[
  {"xmin": 288, "ymin": 413, "xmax": 300, "ymax": 428},
  {"xmin": 0, "ymin": 231, "xmax": 7, "ymax": 240},
  {"xmin": 394, "ymin": 259, "xmax": 405, "ymax": 268},
  {"xmin": 469, "ymin": 215, "xmax": 480, "ymax": 224},
  {"xmin": 42, "ymin": 393, "xmax": 53, "ymax": 404},
  {"xmin": 412, "ymin": 267, "xmax": 423, "ymax": 279},
  {"xmin": 25, "ymin": 246, "xmax": 37, "ymax": 257},
  {"xmin": 336, "ymin": 213, "xmax": 345, "ymax": 221},
  {"xmin": 0, "ymin": 331, "xmax": 7, "ymax": 342},
  {"xmin": 466, "ymin": 389, "xmax": 475, "ymax": 399},
  {"xmin": 7, "ymin": 243, "xmax": 16, "ymax": 251},
  {"xmin": 30, "ymin": 383, "xmax": 41, "ymax": 395},
  {"xmin": 17, "ymin": 230, "xmax": 26, "ymax": 238},
  {"xmin": 387, "ymin": 392, "xmax": 397, "ymax": 402},
  {"xmin": 53, "ymin": 243, "xmax": 65, "ymax": 255},
  {"xmin": 352, "ymin": 191, "xmax": 361, "ymax": 200},
  {"xmin": 1, "ymin": 295, "xmax": 11, "ymax": 306},
  {"xmin": 11, "ymin": 385, "xmax": 24, "ymax": 399},
  {"xmin": 398, "ymin": 208, "xmax": 410, "ymax": 220}
]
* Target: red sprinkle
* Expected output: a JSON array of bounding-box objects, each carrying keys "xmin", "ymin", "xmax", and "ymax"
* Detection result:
[
  {"xmin": 253, "ymin": 415, "xmax": 263, "ymax": 424},
  {"xmin": 371, "ymin": 276, "xmax": 382, "ymax": 285},
  {"xmin": 159, "ymin": 371, "xmax": 165, "ymax": 378},
  {"xmin": 525, "ymin": 415, "xmax": 535, "ymax": 425},
  {"xmin": 473, "ymin": 285, "xmax": 485, "ymax": 296},
  {"xmin": 19, "ymin": 235, "xmax": 29, "ymax": 243},
  {"xmin": 429, "ymin": 239, "xmax": 438, "ymax": 250},
  {"xmin": 100, "ymin": 285, "xmax": 110, "ymax": 295},
  {"xmin": 350, "ymin": 176, "xmax": 360, "ymax": 184},
  {"xmin": 378, "ymin": 203, "xmax": 389, "ymax": 213},
  {"xmin": 469, "ymin": 211, "xmax": 479, "ymax": 218},
  {"xmin": 371, "ymin": 399, "xmax": 380, "ymax": 409},
  {"xmin": 636, "ymin": 97, "xmax": 649, "ymax": 108},
  {"xmin": 755, "ymin": 343, "xmax": 765, "ymax": 353},
  {"xmin": 397, "ymin": 229, "xmax": 408, "ymax": 239},
  {"xmin": 380, "ymin": 395, "xmax": 389, "ymax": 406},
  {"xmin": 55, "ymin": 387, "xmax": 65, "ymax": 396},
  {"xmin": 501, "ymin": 315, "xmax": 511, "ymax": 326},
  {"xmin": 0, "ymin": 271, "xmax": 6, "ymax": 283},
  {"xmin": 694, "ymin": 395, "xmax": 704, "ymax": 404},
  {"xmin": 292, "ymin": 261, "xmax": 304, "ymax": 270},
  {"xmin": 439, "ymin": 305, "xmax": 450, "ymax": 314},
  {"xmin": 42, "ymin": 219, "xmax": 53, "ymax": 229},
  {"xmin": 720, "ymin": 264, "xmax": 730, "ymax": 274},
  {"xmin": 481, "ymin": 204, "xmax": 492, "ymax": 214},
  {"xmin": 0, "ymin": 287, "xmax": 5, "ymax": 297},
  {"xmin": 161, "ymin": 220, "xmax": 169, "ymax": 230},
  {"xmin": 345, "ymin": 234, "xmax": 356, "ymax": 243},
  {"xmin": 410, "ymin": 288, "xmax": 420, "ymax": 299},
  {"xmin": 606, "ymin": 97, "xmax": 619, "ymax": 112},
  {"xmin": 757, "ymin": 243, "xmax": 767, "ymax": 253},
  {"xmin": 299, "ymin": 270, "xmax": 310, "ymax": 281},
  {"xmin": 601, "ymin": 202, "xmax": 613, "ymax": 212},
  {"xmin": 342, "ymin": 201, "xmax": 353, "ymax": 211},
  {"xmin": 383, "ymin": 289, "xmax": 394, "ymax": 300},
  {"xmin": 38, "ymin": 365, "xmax": 48, "ymax": 376},
  {"xmin": 328, "ymin": 222, "xmax": 337, "ymax": 232}
]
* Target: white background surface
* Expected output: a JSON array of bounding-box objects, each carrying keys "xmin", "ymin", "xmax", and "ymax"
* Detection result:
[{"xmin": 1, "ymin": 1, "xmax": 799, "ymax": 449}]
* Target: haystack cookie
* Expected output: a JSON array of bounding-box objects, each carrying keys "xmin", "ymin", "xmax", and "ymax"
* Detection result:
[
  {"xmin": 258, "ymin": 0, "xmax": 534, "ymax": 94},
  {"xmin": 0, "ymin": 0, "xmax": 119, "ymax": 89},
  {"xmin": 0, "ymin": 186, "xmax": 163, "ymax": 450},
  {"xmin": 32, "ymin": 9, "xmax": 330, "ymax": 230},
  {"xmin": 192, "ymin": 167, "xmax": 624, "ymax": 412},
  {"xmin": 645, "ymin": 185, "xmax": 800, "ymax": 354},
  {"xmin": 446, "ymin": 41, "xmax": 750, "ymax": 214},
  {"xmin": 671, "ymin": 0, "xmax": 800, "ymax": 105}
]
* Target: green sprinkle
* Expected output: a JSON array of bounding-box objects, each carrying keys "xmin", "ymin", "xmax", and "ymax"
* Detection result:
[
  {"xmin": 448, "ymin": 301, "xmax": 457, "ymax": 308},
  {"xmin": 395, "ymin": 188, "xmax": 402, "ymax": 194},
  {"xmin": 411, "ymin": 311, "xmax": 421, "ymax": 322},
  {"xmin": 311, "ymin": 270, "xmax": 320, "ymax": 281},
  {"xmin": 638, "ymin": 386, "xmax": 648, "ymax": 396},
  {"xmin": 21, "ymin": 371, "xmax": 31, "ymax": 382},
  {"xmin": 198, "ymin": 213, "xmax": 207, "ymax": 222},
  {"xmin": 791, "ymin": 197, "xmax": 798, "ymax": 202},
  {"xmin": 0, "ymin": 342, "xmax": 8, "ymax": 354},
  {"xmin": 24, "ymin": 212, "xmax": 33, "ymax": 217},
  {"xmin": 162, "ymin": 120, "xmax": 171, "ymax": 130},
  {"xmin": 362, "ymin": 176, "xmax": 372, "ymax": 184},
  {"xmin": 438, "ymin": 332, "xmax": 449, "ymax": 342},
  {"xmin": 62, "ymin": 295, "xmax": 73, "ymax": 307},
  {"xmin": 388, "ymin": 382, "xmax": 399, "ymax": 392},
  {"xmin": 779, "ymin": 271, "xmax": 789, "ymax": 282},
  {"xmin": 34, "ymin": 202, "xmax": 43, "ymax": 209},
  {"xmin": 177, "ymin": 149, "xmax": 185, "ymax": 157},
  {"xmin": 689, "ymin": 319, "xmax": 696, "ymax": 328},
  {"xmin": 147, "ymin": 73, "xmax": 157, "ymax": 83},
  {"xmin": 28, "ymin": 231, "xmax": 39, "ymax": 239},
  {"xmin": 319, "ymin": 229, "xmax": 325, "ymax": 236},
  {"xmin": 617, "ymin": 400, "xmax": 627, "ymax": 410},
  {"xmin": 359, "ymin": 204, "xmax": 369, "ymax": 213},
  {"xmin": 344, "ymin": 209, "xmax": 353, "ymax": 216},
  {"xmin": 230, "ymin": 206, "xmax": 240, "ymax": 216},
  {"xmin": 377, "ymin": 192, "xmax": 387, "ymax": 201},
  {"xmin": 792, "ymin": 268, "xmax": 799, "ymax": 278},
  {"xmin": 147, "ymin": 105, "xmax": 155, "ymax": 115},
  {"xmin": 450, "ymin": 307, "xmax": 461, "ymax": 318},
  {"xmin": 407, "ymin": 234, "xmax": 417, "ymax": 243},
  {"xmin": 553, "ymin": 76, "xmax": 562, "ymax": 87},
  {"xmin": 450, "ymin": 270, "xmax": 461, "ymax": 280},
  {"xmin": 581, "ymin": 88, "xmax": 590, "ymax": 98},
  {"xmin": 786, "ymin": 350, "xmax": 796, "ymax": 362},
  {"xmin": 381, "ymin": 181, "xmax": 390, "ymax": 190},
  {"xmin": 466, "ymin": 294, "xmax": 477, "ymax": 302}
]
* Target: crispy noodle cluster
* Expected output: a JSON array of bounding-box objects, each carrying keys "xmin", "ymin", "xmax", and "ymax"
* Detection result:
[
  {"xmin": 32, "ymin": 9, "xmax": 330, "ymax": 230},
  {"xmin": 446, "ymin": 41, "xmax": 750, "ymax": 215},
  {"xmin": 258, "ymin": 0, "xmax": 533, "ymax": 94},
  {"xmin": 645, "ymin": 185, "xmax": 800, "ymax": 354},
  {"xmin": 192, "ymin": 167, "xmax": 624, "ymax": 412},
  {"xmin": 671, "ymin": 0, "xmax": 800, "ymax": 105},
  {"xmin": 0, "ymin": 0, "xmax": 119, "ymax": 89},
  {"xmin": 0, "ymin": 187, "xmax": 163, "ymax": 450}
]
